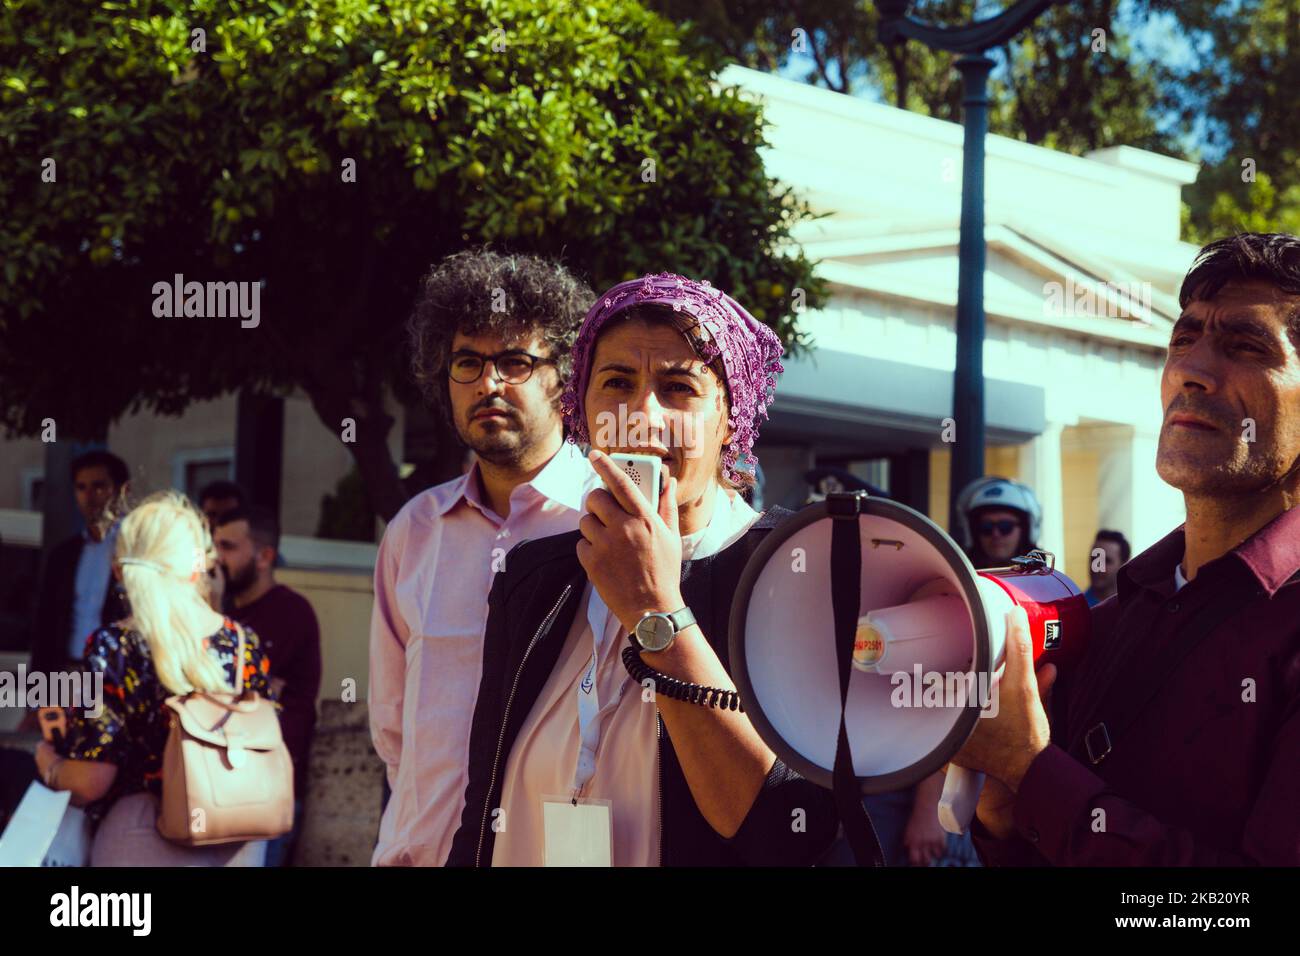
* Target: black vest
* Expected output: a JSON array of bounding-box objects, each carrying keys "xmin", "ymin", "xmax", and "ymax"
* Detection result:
[{"xmin": 446, "ymin": 505, "xmax": 839, "ymax": 867}]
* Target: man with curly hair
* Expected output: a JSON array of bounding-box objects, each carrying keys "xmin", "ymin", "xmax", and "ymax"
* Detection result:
[{"xmin": 369, "ymin": 249, "xmax": 600, "ymax": 867}]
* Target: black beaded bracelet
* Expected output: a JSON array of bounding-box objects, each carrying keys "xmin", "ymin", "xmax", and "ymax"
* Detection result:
[{"xmin": 620, "ymin": 645, "xmax": 745, "ymax": 713}]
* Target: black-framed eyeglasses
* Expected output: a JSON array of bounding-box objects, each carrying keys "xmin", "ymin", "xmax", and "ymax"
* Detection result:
[
  {"xmin": 448, "ymin": 349, "xmax": 554, "ymax": 385},
  {"xmin": 977, "ymin": 519, "xmax": 1019, "ymax": 537}
]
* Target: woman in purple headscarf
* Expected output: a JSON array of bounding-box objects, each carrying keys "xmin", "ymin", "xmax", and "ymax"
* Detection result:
[{"xmin": 445, "ymin": 273, "xmax": 840, "ymax": 867}]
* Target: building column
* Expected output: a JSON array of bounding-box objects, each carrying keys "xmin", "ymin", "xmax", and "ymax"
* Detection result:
[
  {"xmin": 888, "ymin": 448, "xmax": 931, "ymax": 515},
  {"xmin": 1100, "ymin": 426, "xmax": 1184, "ymax": 554},
  {"xmin": 235, "ymin": 391, "xmax": 285, "ymax": 516},
  {"xmin": 1018, "ymin": 421, "xmax": 1065, "ymax": 562}
]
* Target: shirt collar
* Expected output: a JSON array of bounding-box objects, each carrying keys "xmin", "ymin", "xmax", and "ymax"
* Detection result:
[
  {"xmin": 430, "ymin": 439, "xmax": 596, "ymax": 519},
  {"xmin": 682, "ymin": 486, "xmax": 761, "ymax": 561},
  {"xmin": 1234, "ymin": 505, "xmax": 1300, "ymax": 595},
  {"xmin": 1117, "ymin": 525, "xmax": 1184, "ymax": 602},
  {"xmin": 1119, "ymin": 505, "xmax": 1300, "ymax": 601},
  {"xmin": 525, "ymin": 440, "xmax": 598, "ymax": 512},
  {"xmin": 430, "ymin": 470, "xmax": 474, "ymax": 518}
]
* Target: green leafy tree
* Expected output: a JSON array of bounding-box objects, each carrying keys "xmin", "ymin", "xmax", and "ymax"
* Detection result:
[
  {"xmin": 648, "ymin": 0, "xmax": 1171, "ymax": 154},
  {"xmin": 0, "ymin": 0, "xmax": 824, "ymax": 522},
  {"xmin": 1181, "ymin": 170, "xmax": 1300, "ymax": 248},
  {"xmin": 1153, "ymin": 0, "xmax": 1300, "ymax": 238},
  {"xmin": 316, "ymin": 465, "xmax": 377, "ymax": 541}
]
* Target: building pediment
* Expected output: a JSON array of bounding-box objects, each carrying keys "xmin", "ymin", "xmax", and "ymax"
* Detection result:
[{"xmin": 794, "ymin": 221, "xmax": 1186, "ymax": 349}]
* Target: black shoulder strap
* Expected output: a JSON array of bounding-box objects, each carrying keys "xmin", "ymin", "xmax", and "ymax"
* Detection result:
[
  {"xmin": 1066, "ymin": 566, "xmax": 1291, "ymax": 764},
  {"xmin": 755, "ymin": 504, "xmax": 795, "ymax": 529},
  {"xmin": 828, "ymin": 495, "xmax": 886, "ymax": 867}
]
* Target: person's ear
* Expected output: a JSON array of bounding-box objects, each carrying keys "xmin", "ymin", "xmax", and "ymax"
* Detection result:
[{"xmin": 719, "ymin": 392, "xmax": 735, "ymax": 446}]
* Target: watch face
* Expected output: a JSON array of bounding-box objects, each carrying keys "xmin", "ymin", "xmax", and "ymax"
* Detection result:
[{"xmin": 637, "ymin": 615, "xmax": 675, "ymax": 652}]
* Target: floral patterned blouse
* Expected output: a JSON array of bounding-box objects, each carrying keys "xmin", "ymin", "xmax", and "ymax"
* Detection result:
[{"xmin": 61, "ymin": 618, "xmax": 277, "ymax": 823}]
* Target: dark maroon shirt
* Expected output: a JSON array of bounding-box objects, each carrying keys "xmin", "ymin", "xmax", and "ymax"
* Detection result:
[
  {"xmin": 234, "ymin": 584, "xmax": 322, "ymax": 798},
  {"xmin": 973, "ymin": 505, "xmax": 1300, "ymax": 865}
]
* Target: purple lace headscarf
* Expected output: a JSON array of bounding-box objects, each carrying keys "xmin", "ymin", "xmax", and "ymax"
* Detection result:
[{"xmin": 559, "ymin": 272, "xmax": 785, "ymax": 483}]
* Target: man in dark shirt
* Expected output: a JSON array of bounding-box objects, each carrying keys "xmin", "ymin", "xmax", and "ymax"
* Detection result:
[
  {"xmin": 214, "ymin": 505, "xmax": 322, "ymax": 866},
  {"xmin": 954, "ymin": 232, "xmax": 1300, "ymax": 866}
]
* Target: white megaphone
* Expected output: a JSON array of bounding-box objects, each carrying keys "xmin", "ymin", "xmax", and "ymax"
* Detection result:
[{"xmin": 728, "ymin": 492, "xmax": 1088, "ymax": 855}]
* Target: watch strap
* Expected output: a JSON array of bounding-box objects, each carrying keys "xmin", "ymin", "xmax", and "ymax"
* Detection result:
[{"xmin": 667, "ymin": 607, "xmax": 695, "ymax": 633}]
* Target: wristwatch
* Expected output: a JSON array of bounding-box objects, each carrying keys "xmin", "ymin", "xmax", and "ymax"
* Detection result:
[{"xmin": 631, "ymin": 607, "xmax": 696, "ymax": 653}]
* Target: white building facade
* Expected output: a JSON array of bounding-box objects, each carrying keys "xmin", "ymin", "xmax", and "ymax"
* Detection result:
[{"xmin": 727, "ymin": 65, "xmax": 1195, "ymax": 584}]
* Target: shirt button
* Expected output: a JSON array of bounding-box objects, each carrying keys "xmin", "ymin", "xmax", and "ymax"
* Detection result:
[
  {"xmin": 1025, "ymin": 827, "xmax": 1040, "ymax": 843},
  {"xmin": 1167, "ymin": 600, "xmax": 1180, "ymax": 613}
]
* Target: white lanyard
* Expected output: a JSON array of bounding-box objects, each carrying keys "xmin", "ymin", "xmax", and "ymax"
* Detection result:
[
  {"xmin": 569, "ymin": 488, "xmax": 758, "ymax": 798},
  {"xmin": 572, "ymin": 586, "xmax": 631, "ymax": 798}
]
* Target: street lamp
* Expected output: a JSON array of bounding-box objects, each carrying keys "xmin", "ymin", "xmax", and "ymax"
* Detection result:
[{"xmin": 876, "ymin": 0, "xmax": 1059, "ymax": 534}]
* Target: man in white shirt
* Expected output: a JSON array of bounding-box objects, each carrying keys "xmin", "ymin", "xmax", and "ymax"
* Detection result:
[{"xmin": 369, "ymin": 250, "xmax": 600, "ymax": 866}]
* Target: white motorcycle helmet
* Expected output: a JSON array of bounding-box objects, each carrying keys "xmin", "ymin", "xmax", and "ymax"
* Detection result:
[{"xmin": 954, "ymin": 476, "xmax": 1043, "ymax": 554}]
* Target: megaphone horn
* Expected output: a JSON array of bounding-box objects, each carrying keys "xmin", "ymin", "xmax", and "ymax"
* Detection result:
[{"xmin": 728, "ymin": 491, "xmax": 1089, "ymax": 862}]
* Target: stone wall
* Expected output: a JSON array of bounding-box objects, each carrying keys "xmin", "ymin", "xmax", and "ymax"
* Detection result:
[{"xmin": 293, "ymin": 699, "xmax": 385, "ymax": 867}]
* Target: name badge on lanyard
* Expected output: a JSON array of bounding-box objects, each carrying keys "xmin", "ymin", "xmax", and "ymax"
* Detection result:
[
  {"xmin": 546, "ymin": 587, "xmax": 628, "ymax": 866},
  {"xmin": 541, "ymin": 796, "xmax": 613, "ymax": 867}
]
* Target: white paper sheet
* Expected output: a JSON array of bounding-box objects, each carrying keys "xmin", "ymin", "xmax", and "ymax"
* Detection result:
[{"xmin": 0, "ymin": 781, "xmax": 90, "ymax": 867}]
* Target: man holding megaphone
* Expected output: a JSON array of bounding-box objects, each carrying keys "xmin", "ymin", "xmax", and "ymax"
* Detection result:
[{"xmin": 955, "ymin": 233, "xmax": 1300, "ymax": 866}]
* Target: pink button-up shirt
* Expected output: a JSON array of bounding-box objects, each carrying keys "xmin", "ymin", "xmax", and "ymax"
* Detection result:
[{"xmin": 369, "ymin": 439, "xmax": 599, "ymax": 866}]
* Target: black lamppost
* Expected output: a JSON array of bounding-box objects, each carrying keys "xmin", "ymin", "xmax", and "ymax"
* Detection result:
[{"xmin": 876, "ymin": 0, "xmax": 1058, "ymax": 534}]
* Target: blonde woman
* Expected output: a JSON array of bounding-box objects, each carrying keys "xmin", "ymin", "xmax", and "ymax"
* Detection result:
[{"xmin": 33, "ymin": 491, "xmax": 278, "ymax": 866}]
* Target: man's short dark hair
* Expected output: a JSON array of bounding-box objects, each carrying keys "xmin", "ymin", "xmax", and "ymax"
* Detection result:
[
  {"xmin": 215, "ymin": 505, "xmax": 280, "ymax": 554},
  {"xmin": 406, "ymin": 248, "xmax": 594, "ymax": 418},
  {"xmin": 1179, "ymin": 233, "xmax": 1300, "ymax": 336},
  {"xmin": 1094, "ymin": 529, "xmax": 1131, "ymax": 564},
  {"xmin": 69, "ymin": 450, "xmax": 129, "ymax": 487},
  {"xmin": 197, "ymin": 480, "xmax": 245, "ymax": 508}
]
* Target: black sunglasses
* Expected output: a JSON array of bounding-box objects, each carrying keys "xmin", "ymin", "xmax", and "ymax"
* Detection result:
[
  {"xmin": 977, "ymin": 519, "xmax": 1019, "ymax": 537},
  {"xmin": 448, "ymin": 349, "xmax": 554, "ymax": 385}
]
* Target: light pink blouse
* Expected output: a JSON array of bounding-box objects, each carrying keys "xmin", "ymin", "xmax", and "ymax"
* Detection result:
[{"xmin": 491, "ymin": 487, "xmax": 760, "ymax": 866}]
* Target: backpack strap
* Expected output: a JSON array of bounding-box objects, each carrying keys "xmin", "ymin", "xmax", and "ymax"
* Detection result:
[{"xmin": 229, "ymin": 620, "xmax": 247, "ymax": 696}]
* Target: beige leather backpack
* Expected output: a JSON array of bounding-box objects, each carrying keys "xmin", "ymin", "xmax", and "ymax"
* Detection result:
[{"xmin": 156, "ymin": 622, "xmax": 294, "ymax": 846}]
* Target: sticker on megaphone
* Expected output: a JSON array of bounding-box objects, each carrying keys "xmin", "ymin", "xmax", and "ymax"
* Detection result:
[{"xmin": 852, "ymin": 581, "xmax": 973, "ymax": 677}]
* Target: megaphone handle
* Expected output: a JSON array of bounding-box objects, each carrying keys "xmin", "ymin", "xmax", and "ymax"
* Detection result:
[{"xmin": 938, "ymin": 765, "xmax": 984, "ymax": 835}]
